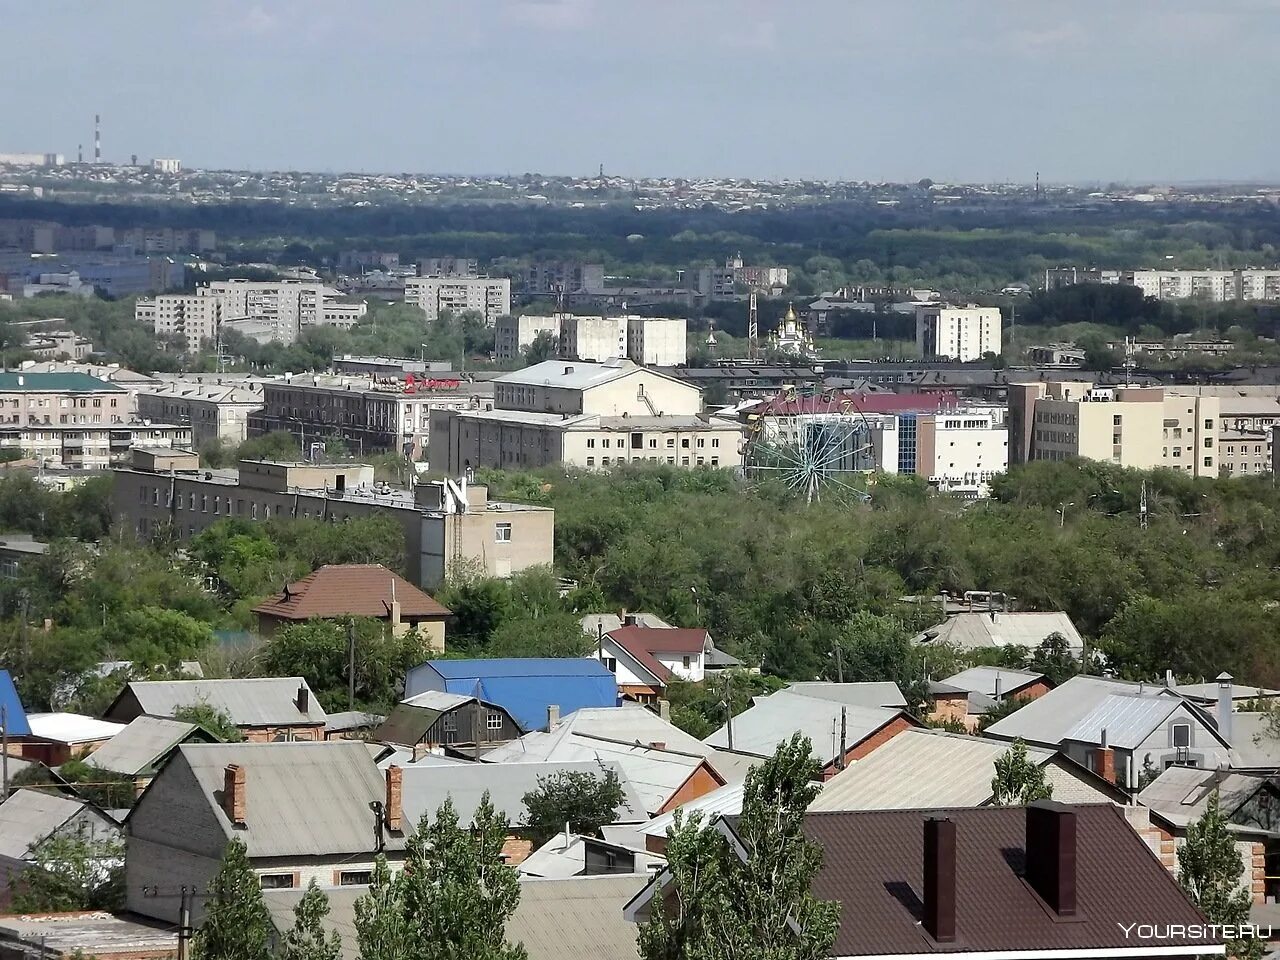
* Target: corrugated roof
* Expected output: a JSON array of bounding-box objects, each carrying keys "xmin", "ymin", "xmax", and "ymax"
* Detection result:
[
  {"xmin": 580, "ymin": 613, "xmax": 672, "ymax": 635},
  {"xmin": 117, "ymin": 678, "xmax": 327, "ymax": 726},
  {"xmin": 83, "ymin": 716, "xmax": 206, "ymax": 777},
  {"xmin": 704, "ymin": 690, "xmax": 910, "ymax": 764},
  {"xmin": 940, "ymin": 666, "xmax": 1045, "ymax": 698},
  {"xmin": 0, "ymin": 789, "xmax": 104, "ymax": 860},
  {"xmin": 984, "ymin": 675, "xmax": 1172, "ymax": 747},
  {"xmin": 1230, "ymin": 712, "xmax": 1280, "ymax": 767},
  {"xmin": 418, "ymin": 659, "xmax": 618, "ymax": 732},
  {"xmin": 251, "ymin": 564, "xmax": 450, "ymax": 622},
  {"xmin": 518, "ymin": 833, "xmax": 659, "ymax": 879},
  {"xmin": 324, "ymin": 711, "xmax": 383, "ymax": 733},
  {"xmin": 1062, "ymin": 693, "xmax": 1182, "ymax": 749},
  {"xmin": 607, "ymin": 626, "xmax": 708, "ymax": 656},
  {"xmin": 639, "ymin": 779, "xmax": 750, "ymax": 842},
  {"xmin": 917, "ymin": 611, "xmax": 1085, "ymax": 652},
  {"xmin": 0, "ymin": 372, "xmax": 124, "ymax": 393},
  {"xmin": 782, "ymin": 681, "xmax": 907, "ymax": 709},
  {"xmin": 166, "ymin": 741, "xmax": 401, "ymax": 857},
  {"xmin": 0, "ymin": 671, "xmax": 30, "ymax": 737},
  {"xmin": 375, "ymin": 692, "xmax": 478, "ymax": 746},
  {"xmin": 400, "ymin": 759, "xmax": 648, "ymax": 828},
  {"xmin": 27, "ymin": 713, "xmax": 125, "ymax": 744},
  {"xmin": 1138, "ymin": 766, "xmax": 1274, "ymax": 830}
]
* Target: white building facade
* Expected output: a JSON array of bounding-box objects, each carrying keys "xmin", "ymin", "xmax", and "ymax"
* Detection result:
[
  {"xmin": 404, "ymin": 276, "xmax": 511, "ymax": 325},
  {"xmin": 915, "ymin": 305, "xmax": 1002, "ymax": 362}
]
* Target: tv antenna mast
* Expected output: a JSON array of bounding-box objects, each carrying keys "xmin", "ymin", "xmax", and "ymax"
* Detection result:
[{"xmin": 748, "ymin": 292, "xmax": 759, "ymax": 361}]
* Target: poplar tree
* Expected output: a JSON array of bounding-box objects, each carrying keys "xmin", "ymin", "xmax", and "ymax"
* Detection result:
[
  {"xmin": 1178, "ymin": 791, "xmax": 1262, "ymax": 960},
  {"xmin": 280, "ymin": 880, "xmax": 342, "ymax": 960},
  {"xmin": 990, "ymin": 739, "xmax": 1054, "ymax": 805},
  {"xmin": 192, "ymin": 840, "xmax": 273, "ymax": 960}
]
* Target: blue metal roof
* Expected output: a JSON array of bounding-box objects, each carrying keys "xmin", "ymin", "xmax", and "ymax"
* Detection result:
[
  {"xmin": 0, "ymin": 671, "xmax": 30, "ymax": 737},
  {"xmin": 425, "ymin": 659, "xmax": 618, "ymax": 732}
]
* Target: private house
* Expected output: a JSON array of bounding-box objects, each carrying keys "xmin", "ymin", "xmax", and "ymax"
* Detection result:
[
  {"xmin": 398, "ymin": 760, "xmax": 648, "ymax": 864},
  {"xmin": 915, "ymin": 610, "xmax": 1086, "ymax": 656},
  {"xmin": 983, "ymin": 674, "xmax": 1233, "ymax": 789},
  {"xmin": 373, "ymin": 691, "xmax": 521, "ymax": 754},
  {"xmin": 625, "ymin": 802, "xmax": 1225, "ymax": 959},
  {"xmin": 780, "ymin": 682, "xmax": 908, "ymax": 709},
  {"xmin": 586, "ymin": 625, "xmax": 717, "ymax": 701},
  {"xmin": 251, "ymin": 563, "xmax": 451, "ymax": 648},
  {"xmin": 635, "ymin": 779, "xmax": 750, "ymax": 855},
  {"xmin": 808, "ymin": 728, "xmax": 1127, "ymax": 813},
  {"xmin": 0, "ymin": 789, "xmax": 121, "ymax": 909},
  {"xmin": 20, "ymin": 713, "xmax": 125, "ymax": 766},
  {"xmin": 125, "ymin": 741, "xmax": 406, "ymax": 925},
  {"xmin": 404, "ymin": 659, "xmax": 618, "ymax": 732},
  {"xmin": 519, "ymin": 832, "xmax": 663, "ymax": 879},
  {"xmin": 704, "ymin": 690, "xmax": 921, "ymax": 779},
  {"xmin": 104, "ymin": 678, "xmax": 328, "ymax": 742},
  {"xmin": 82, "ymin": 716, "xmax": 219, "ymax": 795},
  {"xmin": 927, "ymin": 667, "xmax": 1050, "ymax": 731}
]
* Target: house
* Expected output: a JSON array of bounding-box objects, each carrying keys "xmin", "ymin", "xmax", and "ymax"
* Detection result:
[
  {"xmin": 519, "ymin": 832, "xmax": 663, "ymax": 878},
  {"xmin": 0, "ymin": 913, "xmax": 178, "ymax": 960},
  {"xmin": 250, "ymin": 563, "xmax": 451, "ymax": 648},
  {"xmin": 928, "ymin": 667, "xmax": 1049, "ymax": 730},
  {"xmin": 586, "ymin": 625, "xmax": 716, "ymax": 701},
  {"xmin": 263, "ymin": 875, "xmax": 648, "ymax": 960},
  {"xmin": 582, "ymin": 613, "xmax": 743, "ymax": 678},
  {"xmin": 0, "ymin": 788, "xmax": 121, "ymax": 908},
  {"xmin": 1138, "ymin": 765, "xmax": 1279, "ymax": 903},
  {"xmin": 374, "ymin": 691, "xmax": 521, "ymax": 754},
  {"xmin": 983, "ymin": 675, "xmax": 1233, "ymax": 789},
  {"xmin": 704, "ymin": 690, "xmax": 921, "ymax": 779},
  {"xmin": 398, "ymin": 759, "xmax": 648, "ymax": 864},
  {"xmin": 781, "ymin": 681, "xmax": 908, "ymax": 709},
  {"xmin": 125, "ymin": 741, "xmax": 406, "ymax": 925},
  {"xmin": 625, "ymin": 802, "xmax": 1225, "ymax": 959},
  {"xmin": 916, "ymin": 610, "xmax": 1086, "ymax": 655},
  {"xmin": 19, "ymin": 713, "xmax": 125, "ymax": 766},
  {"xmin": 104, "ymin": 677, "xmax": 328, "ymax": 742},
  {"xmin": 82, "ymin": 716, "xmax": 219, "ymax": 794},
  {"xmin": 808, "ymin": 728, "xmax": 1127, "ymax": 812},
  {"xmin": 580, "ymin": 612, "xmax": 673, "ymax": 635},
  {"xmin": 323, "ymin": 711, "xmax": 385, "ymax": 740},
  {"xmin": 404, "ymin": 659, "xmax": 618, "ymax": 732},
  {"xmin": 634, "ymin": 779, "xmax": 750, "ymax": 855}
]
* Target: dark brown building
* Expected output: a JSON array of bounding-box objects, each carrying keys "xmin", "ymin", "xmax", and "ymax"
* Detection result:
[{"xmin": 374, "ymin": 690, "xmax": 522, "ymax": 751}]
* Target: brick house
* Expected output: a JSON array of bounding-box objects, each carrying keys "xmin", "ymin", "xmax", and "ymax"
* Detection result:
[
  {"xmin": 104, "ymin": 678, "xmax": 327, "ymax": 742},
  {"xmin": 929, "ymin": 666, "xmax": 1052, "ymax": 731}
]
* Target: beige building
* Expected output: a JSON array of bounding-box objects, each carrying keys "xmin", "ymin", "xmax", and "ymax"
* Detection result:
[
  {"xmin": 626, "ymin": 317, "xmax": 687, "ymax": 366},
  {"xmin": 135, "ymin": 293, "xmax": 226, "ymax": 352},
  {"xmin": 137, "ymin": 380, "xmax": 264, "ymax": 448},
  {"xmin": 0, "ymin": 371, "xmax": 131, "ymax": 426},
  {"xmin": 495, "ymin": 314, "xmax": 562, "ymax": 363},
  {"xmin": 110, "ymin": 451, "xmax": 553, "ymax": 589},
  {"xmin": 404, "ymin": 276, "xmax": 511, "ymax": 325},
  {"xmin": 495, "ymin": 314, "xmax": 687, "ymax": 366},
  {"xmin": 1, "ymin": 423, "xmax": 191, "ymax": 469},
  {"xmin": 559, "ymin": 315, "xmax": 626, "ymax": 361},
  {"xmin": 916, "ymin": 304, "xmax": 1001, "ymax": 362},
  {"xmin": 1009, "ymin": 380, "xmax": 1219, "ymax": 476}
]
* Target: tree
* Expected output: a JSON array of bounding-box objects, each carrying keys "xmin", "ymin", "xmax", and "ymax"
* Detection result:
[
  {"xmin": 1178, "ymin": 791, "xmax": 1263, "ymax": 960},
  {"xmin": 10, "ymin": 825, "xmax": 124, "ymax": 912},
  {"xmin": 522, "ymin": 768, "xmax": 626, "ymax": 846},
  {"xmin": 1028, "ymin": 632, "xmax": 1079, "ymax": 687},
  {"xmin": 172, "ymin": 703, "xmax": 243, "ymax": 742},
  {"xmin": 192, "ymin": 839, "xmax": 274, "ymax": 960},
  {"xmin": 990, "ymin": 739, "xmax": 1053, "ymax": 805},
  {"xmin": 281, "ymin": 880, "xmax": 342, "ymax": 960},
  {"xmin": 237, "ymin": 431, "xmax": 302, "ymax": 462},
  {"xmin": 523, "ymin": 331, "xmax": 557, "ymax": 365},
  {"xmin": 639, "ymin": 733, "xmax": 839, "ymax": 960},
  {"xmin": 977, "ymin": 695, "xmax": 1029, "ymax": 733},
  {"xmin": 353, "ymin": 857, "xmax": 409, "ymax": 960}
]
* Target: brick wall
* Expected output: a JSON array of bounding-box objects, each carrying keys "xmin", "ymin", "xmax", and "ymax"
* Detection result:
[
  {"xmin": 242, "ymin": 725, "xmax": 325, "ymax": 743},
  {"xmin": 660, "ymin": 763, "xmax": 724, "ymax": 814},
  {"xmin": 502, "ymin": 836, "xmax": 534, "ymax": 865}
]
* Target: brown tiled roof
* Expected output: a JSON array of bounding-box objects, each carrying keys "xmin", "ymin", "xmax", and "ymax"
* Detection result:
[
  {"xmin": 251, "ymin": 564, "xmax": 451, "ymax": 622},
  {"xmin": 606, "ymin": 631, "xmax": 672, "ymax": 683},
  {"xmin": 608, "ymin": 626, "xmax": 709, "ymax": 655},
  {"xmin": 727, "ymin": 804, "xmax": 1220, "ymax": 956}
]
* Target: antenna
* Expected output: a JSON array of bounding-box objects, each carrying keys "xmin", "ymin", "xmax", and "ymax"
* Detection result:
[
  {"xmin": 748, "ymin": 292, "xmax": 759, "ymax": 361},
  {"xmin": 1123, "ymin": 336, "xmax": 1136, "ymax": 385},
  {"xmin": 77, "ymin": 143, "xmax": 83, "ymax": 164},
  {"xmin": 1140, "ymin": 479, "xmax": 1148, "ymax": 531},
  {"xmin": 94, "ymin": 114, "xmax": 101, "ymax": 164}
]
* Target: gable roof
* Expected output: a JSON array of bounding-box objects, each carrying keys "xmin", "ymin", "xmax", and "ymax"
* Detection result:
[
  {"xmin": 1228, "ymin": 712, "xmax": 1280, "ymax": 767},
  {"xmin": 704, "ymin": 690, "xmax": 916, "ymax": 764},
  {"xmin": 715, "ymin": 805, "xmax": 1220, "ymax": 957},
  {"xmin": 580, "ymin": 612, "xmax": 672, "ymax": 635},
  {"xmin": 82, "ymin": 716, "xmax": 212, "ymax": 777},
  {"xmin": 109, "ymin": 678, "xmax": 327, "ymax": 727},
  {"xmin": 375, "ymin": 692, "xmax": 514, "ymax": 746},
  {"xmin": 983, "ymin": 674, "xmax": 1175, "ymax": 747},
  {"xmin": 251, "ymin": 564, "xmax": 450, "ymax": 622},
  {"xmin": 0, "ymin": 372, "xmax": 124, "ymax": 393},
  {"xmin": 416, "ymin": 659, "xmax": 618, "ymax": 732},
  {"xmin": 400, "ymin": 759, "xmax": 648, "ymax": 828},
  {"xmin": 150, "ymin": 741, "xmax": 401, "ymax": 857},
  {"xmin": 782, "ymin": 681, "xmax": 908, "ymax": 710},
  {"xmin": 0, "ymin": 789, "xmax": 114, "ymax": 860},
  {"xmin": 495, "ymin": 358, "xmax": 645, "ymax": 391},
  {"xmin": 0, "ymin": 671, "xmax": 30, "ymax": 737},
  {"xmin": 939, "ymin": 666, "xmax": 1045, "ymax": 698},
  {"xmin": 917, "ymin": 611, "xmax": 1085, "ymax": 652},
  {"xmin": 1060, "ymin": 693, "xmax": 1186, "ymax": 749},
  {"xmin": 606, "ymin": 626, "xmax": 708, "ymax": 656},
  {"xmin": 601, "ymin": 633, "xmax": 671, "ymax": 684},
  {"xmin": 1138, "ymin": 766, "xmax": 1279, "ymax": 831}
]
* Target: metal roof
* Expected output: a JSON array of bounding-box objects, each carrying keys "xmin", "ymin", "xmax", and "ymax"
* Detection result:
[
  {"xmin": 162, "ymin": 741, "xmax": 402, "ymax": 857},
  {"xmin": 399, "ymin": 759, "xmax": 648, "ymax": 829},
  {"xmin": 26, "ymin": 713, "xmax": 125, "ymax": 744},
  {"xmin": 251, "ymin": 564, "xmax": 450, "ymax": 622},
  {"xmin": 0, "ymin": 671, "xmax": 30, "ymax": 737},
  {"xmin": 984, "ymin": 675, "xmax": 1174, "ymax": 747},
  {"xmin": 1138, "ymin": 766, "xmax": 1275, "ymax": 830},
  {"xmin": 1229, "ymin": 712, "xmax": 1280, "ymax": 767},
  {"xmin": 1061, "ymin": 693, "xmax": 1183, "ymax": 749},
  {"xmin": 0, "ymin": 372, "xmax": 124, "ymax": 393},
  {"xmin": 580, "ymin": 613, "xmax": 673, "ymax": 635},
  {"xmin": 639, "ymin": 779, "xmax": 750, "ymax": 841},
  {"xmin": 940, "ymin": 666, "xmax": 1046, "ymax": 698},
  {"xmin": 494, "ymin": 358, "xmax": 640, "ymax": 391},
  {"xmin": 415, "ymin": 659, "xmax": 618, "ymax": 732},
  {"xmin": 116, "ymin": 677, "xmax": 327, "ymax": 726},
  {"xmin": 917, "ymin": 611, "xmax": 1085, "ymax": 652},
  {"xmin": 82, "ymin": 716, "xmax": 206, "ymax": 777},
  {"xmin": 0, "ymin": 788, "xmax": 111, "ymax": 860},
  {"xmin": 782, "ymin": 681, "xmax": 907, "ymax": 709}
]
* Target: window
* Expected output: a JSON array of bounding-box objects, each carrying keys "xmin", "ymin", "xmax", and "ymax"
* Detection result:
[
  {"xmin": 339, "ymin": 870, "xmax": 372, "ymax": 886},
  {"xmin": 1171, "ymin": 723, "xmax": 1191, "ymax": 748},
  {"xmin": 487, "ymin": 712, "xmax": 503, "ymax": 731},
  {"xmin": 260, "ymin": 873, "xmax": 295, "ymax": 890},
  {"xmin": 442, "ymin": 712, "xmax": 457, "ymax": 731},
  {"xmin": 587, "ymin": 438, "xmax": 595, "ymax": 448},
  {"xmin": 712, "ymin": 438, "xmax": 720, "ymax": 448},
  {"xmin": 681, "ymin": 438, "xmax": 690, "ymax": 448},
  {"xmin": 1203, "ymin": 456, "xmax": 1213, "ymax": 468},
  {"xmin": 495, "ymin": 522, "xmax": 512, "ymax": 543},
  {"xmin": 586, "ymin": 457, "xmax": 595, "ymax": 467},
  {"xmin": 1205, "ymin": 419, "xmax": 1213, "ymax": 430},
  {"xmin": 682, "ymin": 655, "xmax": 691, "ymax": 669},
  {"xmin": 601, "ymin": 457, "xmax": 610, "ymax": 466},
  {"xmin": 666, "ymin": 438, "xmax": 675, "ymax": 448},
  {"xmin": 602, "ymin": 656, "xmax": 617, "ymax": 673}
]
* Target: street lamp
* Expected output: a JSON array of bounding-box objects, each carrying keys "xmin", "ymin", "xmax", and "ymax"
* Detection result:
[{"xmin": 1057, "ymin": 502, "xmax": 1075, "ymax": 528}]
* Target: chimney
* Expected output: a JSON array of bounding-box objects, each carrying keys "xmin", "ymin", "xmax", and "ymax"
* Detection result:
[
  {"xmin": 1217, "ymin": 672, "xmax": 1234, "ymax": 744},
  {"xmin": 385, "ymin": 765, "xmax": 403, "ymax": 832},
  {"xmin": 994, "ymin": 675, "xmax": 1003, "ymax": 702},
  {"xmin": 1165, "ymin": 669, "xmax": 1175, "ymax": 689},
  {"xmin": 296, "ymin": 684, "xmax": 310, "ymax": 714},
  {"xmin": 388, "ymin": 577, "xmax": 402, "ymax": 634},
  {"xmin": 1092, "ymin": 728, "xmax": 1116, "ymax": 784},
  {"xmin": 223, "ymin": 764, "xmax": 246, "ymax": 826},
  {"xmin": 649, "ymin": 741, "xmax": 666, "ymax": 751},
  {"xmin": 658, "ymin": 699, "xmax": 671, "ymax": 722},
  {"xmin": 547, "ymin": 704, "xmax": 560, "ymax": 731},
  {"xmin": 1025, "ymin": 802, "xmax": 1078, "ymax": 917},
  {"xmin": 923, "ymin": 817, "xmax": 957, "ymax": 943}
]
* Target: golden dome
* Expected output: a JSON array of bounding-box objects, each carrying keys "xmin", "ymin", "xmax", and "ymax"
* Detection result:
[{"xmin": 784, "ymin": 303, "xmax": 797, "ymax": 322}]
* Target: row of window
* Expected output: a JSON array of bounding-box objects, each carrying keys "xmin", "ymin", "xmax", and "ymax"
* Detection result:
[
  {"xmin": 586, "ymin": 455, "xmax": 719, "ymax": 467},
  {"xmin": 586, "ymin": 436, "xmax": 720, "ymax": 450}
]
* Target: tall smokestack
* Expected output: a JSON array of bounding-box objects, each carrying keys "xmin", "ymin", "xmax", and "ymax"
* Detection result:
[{"xmin": 94, "ymin": 114, "xmax": 101, "ymax": 164}]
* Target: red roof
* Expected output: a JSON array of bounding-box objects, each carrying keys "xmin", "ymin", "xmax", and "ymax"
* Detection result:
[
  {"xmin": 252, "ymin": 564, "xmax": 451, "ymax": 622},
  {"xmin": 746, "ymin": 391, "xmax": 957, "ymax": 417},
  {"xmin": 608, "ymin": 626, "xmax": 709, "ymax": 655}
]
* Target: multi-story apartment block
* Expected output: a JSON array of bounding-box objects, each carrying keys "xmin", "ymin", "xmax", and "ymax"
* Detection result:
[
  {"xmin": 137, "ymin": 381, "xmax": 264, "ymax": 448},
  {"xmin": 0, "ymin": 422, "xmax": 191, "ymax": 469},
  {"xmin": 339, "ymin": 250, "xmax": 400, "ymax": 272},
  {"xmin": 428, "ymin": 359, "xmax": 742, "ymax": 474},
  {"xmin": 419, "ymin": 257, "xmax": 478, "ymax": 278},
  {"xmin": 494, "ymin": 315, "xmax": 562, "ymax": 363},
  {"xmin": 1045, "ymin": 267, "xmax": 1280, "ymax": 302},
  {"xmin": 916, "ymin": 305, "xmax": 1002, "ymax": 362},
  {"xmin": 248, "ymin": 373, "xmax": 493, "ymax": 460},
  {"xmin": 626, "ymin": 318, "xmax": 687, "ymax": 366},
  {"xmin": 0, "ymin": 372, "xmax": 130, "ymax": 428},
  {"xmin": 525, "ymin": 261, "xmax": 605, "ymax": 295},
  {"xmin": 1239, "ymin": 270, "xmax": 1280, "ymax": 301},
  {"xmin": 135, "ymin": 293, "xmax": 225, "ymax": 351},
  {"xmin": 496, "ymin": 314, "xmax": 687, "ymax": 366},
  {"xmin": 111, "ymin": 450, "xmax": 554, "ymax": 588},
  {"xmin": 1008, "ymin": 381, "xmax": 1220, "ymax": 477},
  {"xmin": 26, "ymin": 332, "xmax": 93, "ymax": 361},
  {"xmin": 404, "ymin": 276, "xmax": 510, "ymax": 325},
  {"xmin": 560, "ymin": 315, "xmax": 626, "ymax": 362}
]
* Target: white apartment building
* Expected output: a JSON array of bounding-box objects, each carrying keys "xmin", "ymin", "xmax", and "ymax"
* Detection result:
[
  {"xmin": 496, "ymin": 314, "xmax": 687, "ymax": 366},
  {"xmin": 136, "ymin": 381, "xmax": 264, "ymax": 448},
  {"xmin": 1130, "ymin": 271, "xmax": 1237, "ymax": 302},
  {"xmin": 916, "ymin": 305, "xmax": 1002, "ymax": 362},
  {"xmin": 495, "ymin": 314, "xmax": 561, "ymax": 363},
  {"xmin": 626, "ymin": 317, "xmax": 687, "ymax": 366},
  {"xmin": 136, "ymin": 294, "xmax": 225, "ymax": 351},
  {"xmin": 404, "ymin": 276, "xmax": 511, "ymax": 325},
  {"xmin": 559, "ymin": 315, "xmax": 626, "ymax": 362},
  {"xmin": 1239, "ymin": 271, "xmax": 1280, "ymax": 301},
  {"xmin": 867, "ymin": 406, "xmax": 1008, "ymax": 498}
]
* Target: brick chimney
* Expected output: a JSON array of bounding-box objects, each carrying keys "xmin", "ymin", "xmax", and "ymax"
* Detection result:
[
  {"xmin": 1092, "ymin": 727, "xmax": 1116, "ymax": 785},
  {"xmin": 223, "ymin": 764, "xmax": 246, "ymax": 826},
  {"xmin": 296, "ymin": 684, "xmax": 310, "ymax": 715},
  {"xmin": 385, "ymin": 765, "xmax": 403, "ymax": 832},
  {"xmin": 923, "ymin": 817, "xmax": 957, "ymax": 943},
  {"xmin": 1025, "ymin": 801, "xmax": 1078, "ymax": 917}
]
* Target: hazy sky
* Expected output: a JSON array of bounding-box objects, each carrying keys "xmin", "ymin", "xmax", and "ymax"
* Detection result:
[{"xmin": 4, "ymin": 0, "xmax": 1279, "ymax": 182}]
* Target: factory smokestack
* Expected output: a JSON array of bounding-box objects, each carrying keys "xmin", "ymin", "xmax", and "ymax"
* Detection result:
[{"xmin": 94, "ymin": 114, "xmax": 101, "ymax": 164}]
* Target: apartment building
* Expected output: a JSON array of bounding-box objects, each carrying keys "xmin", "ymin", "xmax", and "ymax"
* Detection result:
[
  {"xmin": 0, "ymin": 372, "xmax": 130, "ymax": 427},
  {"xmin": 1, "ymin": 422, "xmax": 191, "ymax": 469},
  {"xmin": 26, "ymin": 332, "xmax": 93, "ymax": 361},
  {"xmin": 495, "ymin": 315, "xmax": 562, "ymax": 363},
  {"xmin": 1046, "ymin": 266, "xmax": 1280, "ymax": 301},
  {"xmin": 495, "ymin": 314, "xmax": 687, "ymax": 365},
  {"xmin": 419, "ymin": 257, "xmax": 478, "ymax": 277},
  {"xmin": 1008, "ymin": 381, "xmax": 1219, "ymax": 476},
  {"xmin": 871, "ymin": 407, "xmax": 1008, "ymax": 498},
  {"xmin": 626, "ymin": 318, "xmax": 687, "ymax": 366},
  {"xmin": 428, "ymin": 358, "xmax": 742, "ymax": 473},
  {"xmin": 915, "ymin": 304, "xmax": 1002, "ymax": 361},
  {"xmin": 248, "ymin": 373, "xmax": 493, "ymax": 460},
  {"xmin": 404, "ymin": 276, "xmax": 511, "ymax": 325},
  {"xmin": 137, "ymin": 380, "xmax": 264, "ymax": 447},
  {"xmin": 111, "ymin": 451, "xmax": 554, "ymax": 589},
  {"xmin": 560, "ymin": 315, "xmax": 626, "ymax": 361},
  {"xmin": 524, "ymin": 261, "xmax": 604, "ymax": 295}
]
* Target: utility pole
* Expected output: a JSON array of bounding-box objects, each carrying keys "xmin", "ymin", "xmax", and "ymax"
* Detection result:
[
  {"xmin": 2, "ymin": 705, "xmax": 9, "ymax": 800},
  {"xmin": 833, "ymin": 642, "xmax": 844, "ymax": 683},
  {"xmin": 838, "ymin": 707, "xmax": 848, "ymax": 770},
  {"xmin": 177, "ymin": 887, "xmax": 192, "ymax": 960},
  {"xmin": 724, "ymin": 672, "xmax": 734, "ymax": 751},
  {"xmin": 347, "ymin": 619, "xmax": 357, "ymax": 712},
  {"xmin": 748, "ymin": 292, "xmax": 759, "ymax": 362}
]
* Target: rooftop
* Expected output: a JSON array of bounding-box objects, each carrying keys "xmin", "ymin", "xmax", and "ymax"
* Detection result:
[
  {"xmin": 0, "ymin": 372, "xmax": 125, "ymax": 393},
  {"xmin": 417, "ymin": 659, "xmax": 618, "ymax": 732},
  {"xmin": 0, "ymin": 788, "xmax": 113, "ymax": 860},
  {"xmin": 251, "ymin": 563, "xmax": 450, "ymax": 622},
  {"xmin": 108, "ymin": 677, "xmax": 327, "ymax": 726},
  {"xmin": 82, "ymin": 715, "xmax": 208, "ymax": 777},
  {"xmin": 494, "ymin": 358, "xmax": 640, "ymax": 391},
  {"xmin": 26, "ymin": 712, "xmax": 126, "ymax": 744},
  {"xmin": 917, "ymin": 610, "xmax": 1085, "ymax": 652},
  {"xmin": 939, "ymin": 666, "xmax": 1046, "ymax": 698}
]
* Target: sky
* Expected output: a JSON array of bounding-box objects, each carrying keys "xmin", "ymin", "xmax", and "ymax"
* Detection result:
[{"xmin": 3, "ymin": 0, "xmax": 1279, "ymax": 183}]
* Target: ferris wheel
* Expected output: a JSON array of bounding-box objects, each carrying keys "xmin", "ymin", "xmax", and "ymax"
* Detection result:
[{"xmin": 741, "ymin": 388, "xmax": 874, "ymax": 503}]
